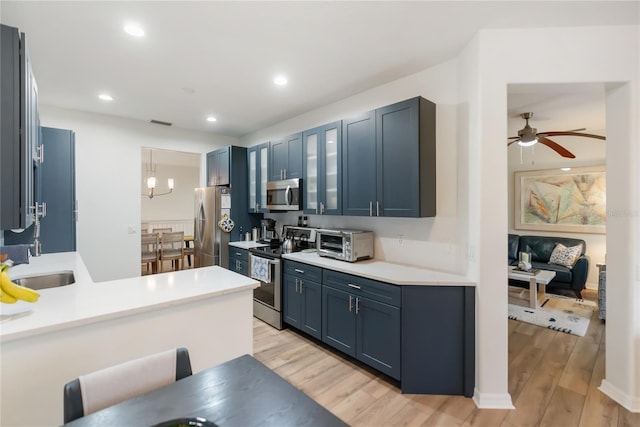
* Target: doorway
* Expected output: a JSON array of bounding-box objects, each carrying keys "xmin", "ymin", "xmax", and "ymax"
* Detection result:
[{"xmin": 140, "ymin": 147, "xmax": 200, "ymax": 273}]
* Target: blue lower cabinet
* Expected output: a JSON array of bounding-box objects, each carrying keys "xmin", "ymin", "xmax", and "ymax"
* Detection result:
[
  {"xmin": 356, "ymin": 297, "xmax": 401, "ymax": 380},
  {"xmin": 284, "ymin": 274, "xmax": 322, "ymax": 340},
  {"xmin": 283, "ymin": 275, "xmax": 301, "ymax": 329},
  {"xmin": 228, "ymin": 248, "xmax": 249, "ymax": 276},
  {"xmin": 322, "ymin": 286, "xmax": 356, "ymax": 357},
  {"xmin": 322, "ymin": 284, "xmax": 401, "ymax": 380}
]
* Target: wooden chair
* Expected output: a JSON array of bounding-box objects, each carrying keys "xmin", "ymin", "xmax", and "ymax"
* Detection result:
[
  {"xmin": 159, "ymin": 231, "xmax": 184, "ymax": 272},
  {"xmin": 152, "ymin": 227, "xmax": 172, "ymax": 236},
  {"xmin": 63, "ymin": 348, "xmax": 192, "ymax": 423},
  {"xmin": 141, "ymin": 233, "xmax": 160, "ymax": 274},
  {"xmin": 182, "ymin": 235, "xmax": 194, "ymax": 269}
]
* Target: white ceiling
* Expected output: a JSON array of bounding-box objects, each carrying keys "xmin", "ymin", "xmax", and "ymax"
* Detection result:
[{"xmin": 1, "ymin": 1, "xmax": 637, "ymax": 138}]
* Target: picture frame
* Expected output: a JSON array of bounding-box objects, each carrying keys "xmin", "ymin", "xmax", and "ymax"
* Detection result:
[{"xmin": 514, "ymin": 165, "xmax": 606, "ymax": 234}]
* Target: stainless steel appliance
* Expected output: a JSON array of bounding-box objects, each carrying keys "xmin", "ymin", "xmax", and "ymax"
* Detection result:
[
  {"xmin": 259, "ymin": 218, "xmax": 278, "ymax": 243},
  {"xmin": 193, "ymin": 186, "xmax": 232, "ymax": 268},
  {"xmin": 249, "ymin": 226, "xmax": 317, "ymax": 329},
  {"xmin": 317, "ymin": 229, "xmax": 374, "ymax": 262},
  {"xmin": 266, "ymin": 179, "xmax": 302, "ymax": 211},
  {"xmin": 249, "ymin": 245, "xmax": 283, "ymax": 329}
]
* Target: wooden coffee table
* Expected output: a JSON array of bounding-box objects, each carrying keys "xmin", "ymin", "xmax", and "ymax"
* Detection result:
[{"xmin": 508, "ymin": 266, "xmax": 556, "ymax": 309}]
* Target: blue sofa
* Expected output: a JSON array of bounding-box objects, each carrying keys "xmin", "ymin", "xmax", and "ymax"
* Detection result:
[{"xmin": 508, "ymin": 234, "xmax": 589, "ymax": 299}]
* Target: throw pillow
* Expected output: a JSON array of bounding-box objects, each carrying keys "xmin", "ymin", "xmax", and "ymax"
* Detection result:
[{"xmin": 549, "ymin": 243, "xmax": 582, "ymax": 267}]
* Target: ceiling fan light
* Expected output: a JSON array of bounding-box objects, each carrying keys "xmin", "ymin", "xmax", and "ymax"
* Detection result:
[{"xmin": 517, "ymin": 137, "xmax": 538, "ymax": 147}]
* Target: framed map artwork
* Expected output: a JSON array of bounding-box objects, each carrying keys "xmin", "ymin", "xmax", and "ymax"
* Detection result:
[{"xmin": 514, "ymin": 165, "xmax": 606, "ymax": 234}]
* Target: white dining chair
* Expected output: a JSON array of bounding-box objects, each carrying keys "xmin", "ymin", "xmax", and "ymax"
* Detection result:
[{"xmin": 63, "ymin": 348, "xmax": 192, "ymax": 423}]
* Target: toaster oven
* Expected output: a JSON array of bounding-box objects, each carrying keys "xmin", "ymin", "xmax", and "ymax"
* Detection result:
[{"xmin": 316, "ymin": 229, "xmax": 374, "ymax": 262}]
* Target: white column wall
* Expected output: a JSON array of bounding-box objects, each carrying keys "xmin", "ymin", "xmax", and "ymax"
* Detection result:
[
  {"xmin": 469, "ymin": 25, "xmax": 639, "ymax": 411},
  {"xmin": 39, "ymin": 106, "xmax": 238, "ymax": 282}
]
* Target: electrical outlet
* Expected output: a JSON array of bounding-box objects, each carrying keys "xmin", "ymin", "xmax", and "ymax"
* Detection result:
[
  {"xmin": 398, "ymin": 234, "xmax": 404, "ymax": 246},
  {"xmin": 468, "ymin": 245, "xmax": 476, "ymax": 262}
]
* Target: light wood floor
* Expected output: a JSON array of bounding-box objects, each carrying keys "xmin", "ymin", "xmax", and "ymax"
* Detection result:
[{"xmin": 253, "ymin": 289, "xmax": 639, "ymax": 426}]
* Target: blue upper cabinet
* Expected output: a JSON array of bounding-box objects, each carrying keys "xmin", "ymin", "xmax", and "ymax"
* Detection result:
[
  {"xmin": 376, "ymin": 97, "xmax": 435, "ymax": 217},
  {"xmin": 206, "ymin": 147, "xmax": 230, "ymax": 186},
  {"xmin": 269, "ymin": 132, "xmax": 303, "ymax": 181},
  {"xmin": 342, "ymin": 97, "xmax": 436, "ymax": 218},
  {"xmin": 4, "ymin": 127, "xmax": 76, "ymax": 254},
  {"xmin": 0, "ymin": 24, "xmax": 40, "ymax": 231},
  {"xmin": 247, "ymin": 142, "xmax": 269, "ymax": 213},
  {"xmin": 342, "ymin": 111, "xmax": 376, "ymax": 216},
  {"xmin": 302, "ymin": 121, "xmax": 342, "ymax": 215}
]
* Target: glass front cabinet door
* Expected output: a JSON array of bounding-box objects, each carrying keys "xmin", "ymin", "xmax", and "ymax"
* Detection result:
[
  {"xmin": 302, "ymin": 121, "xmax": 342, "ymax": 215},
  {"xmin": 247, "ymin": 142, "xmax": 269, "ymax": 213}
]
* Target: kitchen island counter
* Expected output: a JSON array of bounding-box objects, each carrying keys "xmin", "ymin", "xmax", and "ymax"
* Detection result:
[
  {"xmin": 1, "ymin": 252, "xmax": 259, "ymax": 342},
  {"xmin": 1, "ymin": 252, "xmax": 259, "ymax": 426},
  {"xmin": 282, "ymin": 251, "xmax": 475, "ymax": 286}
]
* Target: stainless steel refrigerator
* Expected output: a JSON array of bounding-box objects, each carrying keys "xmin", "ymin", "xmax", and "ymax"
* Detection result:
[{"xmin": 194, "ymin": 186, "xmax": 231, "ymax": 268}]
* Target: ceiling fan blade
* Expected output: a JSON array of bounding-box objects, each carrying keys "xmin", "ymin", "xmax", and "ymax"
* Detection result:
[
  {"xmin": 541, "ymin": 131, "xmax": 606, "ymax": 140},
  {"xmin": 508, "ymin": 140, "xmax": 519, "ymax": 146},
  {"xmin": 538, "ymin": 136, "xmax": 576, "ymax": 158}
]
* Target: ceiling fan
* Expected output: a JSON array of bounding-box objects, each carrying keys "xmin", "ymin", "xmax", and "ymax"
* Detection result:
[{"xmin": 507, "ymin": 112, "xmax": 606, "ymax": 159}]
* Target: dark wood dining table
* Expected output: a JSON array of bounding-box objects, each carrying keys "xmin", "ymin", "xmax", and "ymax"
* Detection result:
[{"xmin": 64, "ymin": 354, "xmax": 347, "ymax": 427}]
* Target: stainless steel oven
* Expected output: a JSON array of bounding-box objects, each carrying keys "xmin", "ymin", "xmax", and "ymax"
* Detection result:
[{"xmin": 249, "ymin": 248, "xmax": 282, "ymax": 329}]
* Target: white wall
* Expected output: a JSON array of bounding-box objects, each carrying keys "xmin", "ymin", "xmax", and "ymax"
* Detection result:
[
  {"xmin": 469, "ymin": 25, "xmax": 639, "ymax": 411},
  {"xmin": 242, "ymin": 59, "xmax": 465, "ymax": 273},
  {"xmin": 39, "ymin": 106, "xmax": 238, "ymax": 282}
]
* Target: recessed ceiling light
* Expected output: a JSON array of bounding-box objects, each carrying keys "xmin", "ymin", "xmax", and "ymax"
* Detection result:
[
  {"xmin": 274, "ymin": 75, "xmax": 288, "ymax": 86},
  {"xmin": 561, "ymin": 167, "xmax": 572, "ymax": 171},
  {"xmin": 98, "ymin": 93, "xmax": 113, "ymax": 101},
  {"xmin": 206, "ymin": 116, "xmax": 217, "ymax": 122},
  {"xmin": 124, "ymin": 23, "xmax": 145, "ymax": 37}
]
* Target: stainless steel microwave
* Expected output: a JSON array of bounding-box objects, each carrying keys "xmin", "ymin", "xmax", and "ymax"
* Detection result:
[
  {"xmin": 317, "ymin": 229, "xmax": 374, "ymax": 262},
  {"xmin": 266, "ymin": 179, "xmax": 302, "ymax": 211}
]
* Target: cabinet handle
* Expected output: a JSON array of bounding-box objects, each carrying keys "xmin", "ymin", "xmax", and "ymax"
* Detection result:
[
  {"xmin": 316, "ymin": 205, "xmax": 318, "ymax": 215},
  {"xmin": 235, "ymin": 252, "xmax": 242, "ymax": 256},
  {"xmin": 299, "ymin": 280, "xmax": 303, "ymax": 293},
  {"xmin": 348, "ymin": 295, "xmax": 353, "ymax": 312},
  {"xmin": 320, "ymin": 202, "xmax": 325, "ymax": 215},
  {"xmin": 369, "ymin": 201, "xmax": 373, "ymax": 216},
  {"xmin": 348, "ymin": 283, "xmax": 361, "ymax": 290},
  {"xmin": 356, "ymin": 297, "xmax": 361, "ymax": 314},
  {"xmin": 36, "ymin": 145, "xmax": 44, "ymax": 163},
  {"xmin": 294, "ymin": 268, "xmax": 305, "ymax": 274},
  {"xmin": 284, "ymin": 169, "xmax": 287, "ymax": 179},
  {"xmin": 376, "ymin": 201, "xmax": 380, "ymax": 217},
  {"xmin": 295, "ymin": 278, "xmax": 299, "ymax": 292}
]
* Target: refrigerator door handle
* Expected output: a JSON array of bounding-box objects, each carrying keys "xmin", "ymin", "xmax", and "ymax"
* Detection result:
[{"xmin": 196, "ymin": 203, "xmax": 206, "ymax": 246}]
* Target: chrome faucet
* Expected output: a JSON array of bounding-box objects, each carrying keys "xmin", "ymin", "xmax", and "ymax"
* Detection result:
[{"xmin": 30, "ymin": 203, "xmax": 46, "ymax": 257}]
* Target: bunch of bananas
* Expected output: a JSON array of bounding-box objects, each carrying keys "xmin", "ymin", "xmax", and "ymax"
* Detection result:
[{"xmin": 0, "ymin": 265, "xmax": 40, "ymax": 304}]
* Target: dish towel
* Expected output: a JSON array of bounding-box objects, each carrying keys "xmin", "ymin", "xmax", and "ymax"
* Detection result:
[
  {"xmin": 250, "ymin": 255, "xmax": 271, "ymax": 283},
  {"xmin": 0, "ymin": 245, "xmax": 31, "ymax": 265}
]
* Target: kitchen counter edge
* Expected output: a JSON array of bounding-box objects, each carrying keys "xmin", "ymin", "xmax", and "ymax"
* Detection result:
[{"xmin": 282, "ymin": 252, "xmax": 475, "ymax": 286}]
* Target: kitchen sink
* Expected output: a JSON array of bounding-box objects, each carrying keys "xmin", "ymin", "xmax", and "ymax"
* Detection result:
[{"xmin": 13, "ymin": 271, "xmax": 76, "ymax": 290}]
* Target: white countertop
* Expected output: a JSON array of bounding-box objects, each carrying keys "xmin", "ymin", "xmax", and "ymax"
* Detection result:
[
  {"xmin": 0, "ymin": 252, "xmax": 259, "ymax": 343},
  {"xmin": 282, "ymin": 252, "xmax": 475, "ymax": 286},
  {"xmin": 229, "ymin": 241, "xmax": 270, "ymax": 250}
]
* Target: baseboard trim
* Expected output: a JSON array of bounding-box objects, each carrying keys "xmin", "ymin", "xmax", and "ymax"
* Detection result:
[
  {"xmin": 472, "ymin": 388, "xmax": 515, "ymax": 409},
  {"xmin": 599, "ymin": 380, "xmax": 640, "ymax": 413}
]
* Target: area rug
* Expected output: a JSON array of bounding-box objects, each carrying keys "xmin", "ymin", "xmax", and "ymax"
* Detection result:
[{"xmin": 508, "ymin": 292, "xmax": 597, "ymax": 336}]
